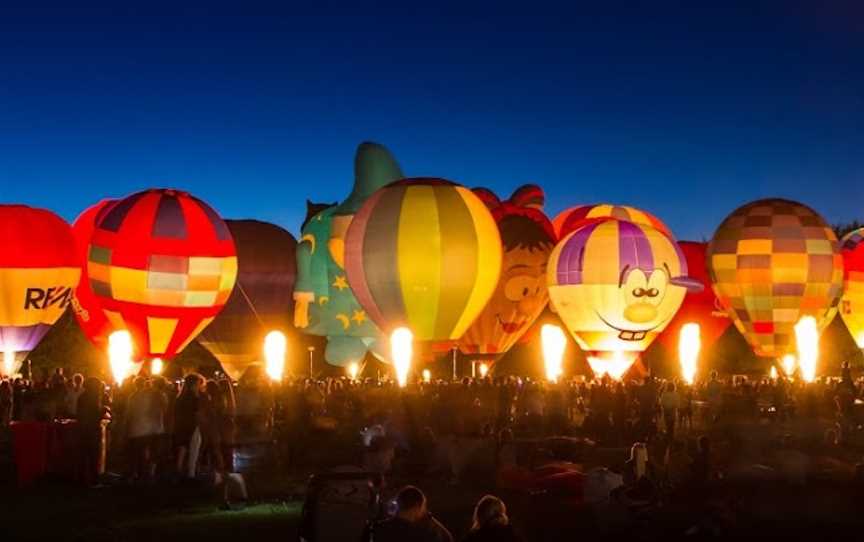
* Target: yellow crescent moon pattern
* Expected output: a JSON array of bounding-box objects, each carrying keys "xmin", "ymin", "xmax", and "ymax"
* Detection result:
[
  {"xmin": 301, "ymin": 233, "xmax": 316, "ymax": 254},
  {"xmin": 335, "ymin": 313, "xmax": 351, "ymax": 330}
]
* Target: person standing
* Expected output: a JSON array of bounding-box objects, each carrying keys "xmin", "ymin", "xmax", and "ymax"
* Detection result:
[
  {"xmin": 370, "ymin": 486, "xmax": 453, "ymax": 542},
  {"xmin": 660, "ymin": 382, "xmax": 680, "ymax": 440},
  {"xmin": 174, "ymin": 373, "xmax": 204, "ymax": 479}
]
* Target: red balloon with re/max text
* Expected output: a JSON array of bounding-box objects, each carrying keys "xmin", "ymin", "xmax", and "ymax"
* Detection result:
[{"xmin": 657, "ymin": 241, "xmax": 730, "ymax": 353}]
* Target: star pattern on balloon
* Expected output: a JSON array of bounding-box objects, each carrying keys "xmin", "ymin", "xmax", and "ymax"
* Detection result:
[
  {"xmin": 351, "ymin": 309, "xmax": 367, "ymax": 325},
  {"xmin": 332, "ymin": 275, "xmax": 349, "ymax": 291}
]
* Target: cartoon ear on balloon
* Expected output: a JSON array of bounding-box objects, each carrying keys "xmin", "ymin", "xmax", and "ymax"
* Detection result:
[
  {"xmin": 472, "ymin": 187, "xmax": 502, "ymax": 210},
  {"xmin": 509, "ymin": 184, "xmax": 544, "ymax": 210}
]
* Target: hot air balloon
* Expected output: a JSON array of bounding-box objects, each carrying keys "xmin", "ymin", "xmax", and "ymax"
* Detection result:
[
  {"xmin": 656, "ymin": 241, "xmax": 731, "ymax": 354},
  {"xmin": 345, "ymin": 178, "xmax": 503, "ymax": 342},
  {"xmin": 553, "ymin": 204, "xmax": 672, "ymax": 239},
  {"xmin": 458, "ymin": 185, "xmax": 556, "ymax": 363},
  {"xmin": 196, "ymin": 220, "xmax": 297, "ymax": 380},
  {"xmin": 837, "ymin": 229, "xmax": 864, "ymax": 349},
  {"xmin": 85, "ymin": 188, "xmax": 237, "ymax": 361},
  {"xmin": 706, "ymin": 198, "xmax": 843, "ymax": 359},
  {"xmin": 1, "ymin": 206, "xmax": 80, "ymax": 375},
  {"xmin": 71, "ymin": 199, "xmax": 117, "ymax": 349},
  {"xmin": 547, "ymin": 218, "xmax": 699, "ymax": 379},
  {"xmin": 294, "ymin": 142, "xmax": 403, "ymax": 366}
]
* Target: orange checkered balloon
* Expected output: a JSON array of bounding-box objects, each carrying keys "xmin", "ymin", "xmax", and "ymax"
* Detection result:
[
  {"xmin": 86, "ymin": 189, "xmax": 237, "ymax": 360},
  {"xmin": 706, "ymin": 198, "xmax": 843, "ymax": 358}
]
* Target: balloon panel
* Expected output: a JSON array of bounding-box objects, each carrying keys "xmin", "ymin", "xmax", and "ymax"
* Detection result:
[
  {"xmin": 0, "ymin": 205, "xmax": 80, "ymax": 355},
  {"xmin": 840, "ymin": 229, "xmax": 864, "ymax": 348},
  {"xmin": 345, "ymin": 178, "xmax": 502, "ymax": 341},
  {"xmin": 548, "ymin": 218, "xmax": 692, "ymax": 355},
  {"xmin": 707, "ymin": 198, "xmax": 842, "ymax": 358},
  {"xmin": 196, "ymin": 220, "xmax": 297, "ymax": 379},
  {"xmin": 459, "ymin": 185, "xmax": 556, "ymax": 357},
  {"xmin": 87, "ymin": 189, "xmax": 237, "ymax": 359}
]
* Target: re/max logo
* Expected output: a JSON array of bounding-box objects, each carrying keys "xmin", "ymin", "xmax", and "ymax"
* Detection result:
[{"xmin": 24, "ymin": 287, "xmax": 73, "ymax": 310}]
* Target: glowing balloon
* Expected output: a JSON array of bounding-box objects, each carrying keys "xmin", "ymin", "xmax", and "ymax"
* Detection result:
[
  {"xmin": 839, "ymin": 229, "xmax": 864, "ymax": 348},
  {"xmin": 346, "ymin": 178, "xmax": 503, "ymax": 342},
  {"xmin": 657, "ymin": 242, "xmax": 730, "ymax": 353},
  {"xmin": 294, "ymin": 142, "xmax": 402, "ymax": 366},
  {"xmin": 458, "ymin": 185, "xmax": 556, "ymax": 361},
  {"xmin": 196, "ymin": 220, "xmax": 297, "ymax": 379},
  {"xmin": 548, "ymin": 218, "xmax": 699, "ymax": 378},
  {"xmin": 706, "ymin": 198, "xmax": 843, "ymax": 359},
  {"xmin": 0, "ymin": 205, "xmax": 80, "ymax": 374},
  {"xmin": 86, "ymin": 188, "xmax": 237, "ymax": 360},
  {"xmin": 678, "ymin": 323, "xmax": 701, "ymax": 385},
  {"xmin": 71, "ymin": 199, "xmax": 117, "ymax": 348},
  {"xmin": 553, "ymin": 204, "xmax": 672, "ymax": 239}
]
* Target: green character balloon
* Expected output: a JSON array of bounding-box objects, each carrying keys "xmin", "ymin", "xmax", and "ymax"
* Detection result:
[{"xmin": 294, "ymin": 142, "xmax": 403, "ymax": 366}]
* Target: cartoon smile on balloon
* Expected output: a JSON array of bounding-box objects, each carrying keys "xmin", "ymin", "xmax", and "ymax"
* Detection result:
[{"xmin": 548, "ymin": 217, "xmax": 701, "ymax": 368}]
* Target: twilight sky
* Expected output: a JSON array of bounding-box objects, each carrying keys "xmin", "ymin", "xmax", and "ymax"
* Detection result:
[{"xmin": 1, "ymin": 2, "xmax": 862, "ymax": 241}]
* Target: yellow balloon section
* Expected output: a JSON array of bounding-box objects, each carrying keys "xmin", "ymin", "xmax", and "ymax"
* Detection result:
[
  {"xmin": 345, "ymin": 178, "xmax": 502, "ymax": 342},
  {"xmin": 706, "ymin": 199, "xmax": 842, "ymax": 358},
  {"xmin": 547, "ymin": 218, "xmax": 691, "ymax": 376}
]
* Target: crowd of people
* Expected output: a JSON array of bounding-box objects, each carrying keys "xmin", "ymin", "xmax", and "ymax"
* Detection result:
[{"xmin": 2, "ymin": 362, "xmax": 864, "ymax": 538}]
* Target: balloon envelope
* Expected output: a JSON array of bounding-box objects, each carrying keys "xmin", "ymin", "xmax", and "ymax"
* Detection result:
[
  {"xmin": 196, "ymin": 220, "xmax": 297, "ymax": 379},
  {"xmin": 553, "ymin": 204, "xmax": 672, "ymax": 240},
  {"xmin": 0, "ymin": 205, "xmax": 80, "ymax": 363},
  {"xmin": 345, "ymin": 178, "xmax": 503, "ymax": 342},
  {"xmin": 706, "ymin": 198, "xmax": 842, "ymax": 358},
  {"xmin": 458, "ymin": 185, "xmax": 556, "ymax": 359},
  {"xmin": 548, "ymin": 218, "xmax": 696, "ymax": 359},
  {"xmin": 657, "ymin": 241, "xmax": 730, "ymax": 352},
  {"xmin": 71, "ymin": 199, "xmax": 117, "ymax": 349},
  {"xmin": 86, "ymin": 188, "xmax": 237, "ymax": 360},
  {"xmin": 840, "ymin": 229, "xmax": 864, "ymax": 348}
]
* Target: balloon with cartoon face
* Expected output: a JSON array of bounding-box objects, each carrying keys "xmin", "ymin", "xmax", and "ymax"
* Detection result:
[
  {"xmin": 458, "ymin": 185, "xmax": 556, "ymax": 361},
  {"xmin": 547, "ymin": 218, "xmax": 700, "ymax": 378}
]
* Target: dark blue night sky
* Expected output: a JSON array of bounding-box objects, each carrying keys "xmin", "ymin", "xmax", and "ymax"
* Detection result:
[{"xmin": 1, "ymin": 2, "xmax": 861, "ymax": 240}]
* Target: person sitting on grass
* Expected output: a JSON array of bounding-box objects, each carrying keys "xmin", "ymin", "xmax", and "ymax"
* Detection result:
[
  {"xmin": 462, "ymin": 495, "xmax": 522, "ymax": 542},
  {"xmin": 371, "ymin": 485, "xmax": 453, "ymax": 542}
]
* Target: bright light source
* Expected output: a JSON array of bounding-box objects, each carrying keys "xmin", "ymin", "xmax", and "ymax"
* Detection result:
[
  {"xmin": 678, "ymin": 323, "xmax": 701, "ymax": 385},
  {"xmin": 541, "ymin": 324, "xmax": 566, "ymax": 383},
  {"xmin": 795, "ymin": 316, "xmax": 819, "ymax": 383},
  {"xmin": 264, "ymin": 330, "xmax": 286, "ymax": 382},
  {"xmin": 3, "ymin": 348, "xmax": 16, "ymax": 377},
  {"xmin": 108, "ymin": 330, "xmax": 134, "ymax": 384},
  {"xmin": 390, "ymin": 327, "xmax": 413, "ymax": 388},
  {"xmin": 422, "ymin": 369, "xmax": 431, "ymax": 383},
  {"xmin": 347, "ymin": 362, "xmax": 359, "ymax": 381},
  {"xmin": 151, "ymin": 358, "xmax": 164, "ymax": 375},
  {"xmin": 770, "ymin": 366, "xmax": 778, "ymax": 380},
  {"xmin": 479, "ymin": 363, "xmax": 489, "ymax": 378},
  {"xmin": 587, "ymin": 350, "xmax": 636, "ymax": 381},
  {"xmin": 856, "ymin": 332, "xmax": 864, "ymax": 349},
  {"xmin": 781, "ymin": 354, "xmax": 796, "ymax": 378}
]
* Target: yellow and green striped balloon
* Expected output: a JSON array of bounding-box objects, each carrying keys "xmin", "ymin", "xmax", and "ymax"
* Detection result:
[{"xmin": 345, "ymin": 178, "xmax": 502, "ymax": 341}]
